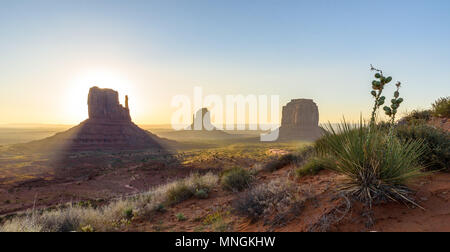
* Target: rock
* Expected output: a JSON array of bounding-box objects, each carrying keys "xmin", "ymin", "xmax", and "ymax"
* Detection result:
[
  {"xmin": 191, "ymin": 108, "xmax": 215, "ymax": 130},
  {"xmin": 278, "ymin": 99, "xmax": 323, "ymax": 141},
  {"xmin": 18, "ymin": 87, "xmax": 167, "ymax": 152},
  {"xmin": 88, "ymin": 87, "xmax": 131, "ymax": 122}
]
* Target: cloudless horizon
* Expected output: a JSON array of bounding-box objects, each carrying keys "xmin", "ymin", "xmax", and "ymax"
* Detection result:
[{"xmin": 1, "ymin": 0, "xmax": 449, "ymax": 125}]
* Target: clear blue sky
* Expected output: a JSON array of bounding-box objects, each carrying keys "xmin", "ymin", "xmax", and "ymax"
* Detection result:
[{"xmin": 0, "ymin": 0, "xmax": 449, "ymax": 124}]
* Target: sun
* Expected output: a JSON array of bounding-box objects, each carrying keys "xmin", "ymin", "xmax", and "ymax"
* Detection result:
[{"xmin": 66, "ymin": 69, "xmax": 134, "ymax": 123}]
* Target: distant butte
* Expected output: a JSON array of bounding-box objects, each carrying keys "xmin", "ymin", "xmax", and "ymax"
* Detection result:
[
  {"xmin": 278, "ymin": 99, "xmax": 323, "ymax": 141},
  {"xmin": 19, "ymin": 87, "xmax": 166, "ymax": 152}
]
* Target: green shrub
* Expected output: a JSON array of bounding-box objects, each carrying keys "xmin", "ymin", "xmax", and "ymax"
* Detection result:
[
  {"xmin": 263, "ymin": 147, "xmax": 314, "ymax": 172},
  {"xmin": 395, "ymin": 124, "xmax": 450, "ymax": 171},
  {"xmin": 175, "ymin": 213, "xmax": 186, "ymax": 221},
  {"xmin": 123, "ymin": 208, "xmax": 133, "ymax": 220},
  {"xmin": 263, "ymin": 154, "xmax": 297, "ymax": 172},
  {"xmin": 194, "ymin": 189, "xmax": 209, "ymax": 199},
  {"xmin": 166, "ymin": 173, "xmax": 217, "ymax": 204},
  {"xmin": 295, "ymin": 157, "xmax": 333, "ymax": 178},
  {"xmin": 317, "ymin": 122, "xmax": 426, "ymax": 207},
  {"xmin": 155, "ymin": 204, "xmax": 166, "ymax": 212},
  {"xmin": 221, "ymin": 167, "xmax": 252, "ymax": 192},
  {"xmin": 432, "ymin": 96, "xmax": 450, "ymax": 118},
  {"xmin": 401, "ymin": 110, "xmax": 432, "ymax": 125},
  {"xmin": 166, "ymin": 183, "xmax": 194, "ymax": 205}
]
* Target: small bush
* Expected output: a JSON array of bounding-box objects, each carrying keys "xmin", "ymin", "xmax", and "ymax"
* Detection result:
[
  {"xmin": 295, "ymin": 157, "xmax": 333, "ymax": 178},
  {"xmin": 123, "ymin": 208, "xmax": 133, "ymax": 220},
  {"xmin": 175, "ymin": 213, "xmax": 186, "ymax": 221},
  {"xmin": 166, "ymin": 173, "xmax": 217, "ymax": 204},
  {"xmin": 395, "ymin": 124, "xmax": 450, "ymax": 171},
  {"xmin": 80, "ymin": 225, "xmax": 94, "ymax": 232},
  {"xmin": 401, "ymin": 110, "xmax": 432, "ymax": 125},
  {"xmin": 432, "ymin": 96, "xmax": 450, "ymax": 118},
  {"xmin": 221, "ymin": 167, "xmax": 252, "ymax": 192},
  {"xmin": 166, "ymin": 183, "xmax": 193, "ymax": 205},
  {"xmin": 233, "ymin": 179, "xmax": 303, "ymax": 225},
  {"xmin": 263, "ymin": 147, "xmax": 314, "ymax": 172},
  {"xmin": 194, "ymin": 189, "xmax": 209, "ymax": 199},
  {"xmin": 264, "ymin": 154, "xmax": 297, "ymax": 172},
  {"xmin": 155, "ymin": 204, "xmax": 166, "ymax": 213}
]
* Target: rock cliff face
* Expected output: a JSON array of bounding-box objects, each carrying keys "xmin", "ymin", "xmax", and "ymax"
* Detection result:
[
  {"xmin": 88, "ymin": 87, "xmax": 131, "ymax": 122},
  {"xmin": 278, "ymin": 99, "xmax": 323, "ymax": 141}
]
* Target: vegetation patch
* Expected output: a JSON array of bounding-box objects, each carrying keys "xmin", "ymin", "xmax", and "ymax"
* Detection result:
[
  {"xmin": 175, "ymin": 213, "xmax": 186, "ymax": 221},
  {"xmin": 395, "ymin": 124, "xmax": 449, "ymax": 172},
  {"xmin": 263, "ymin": 147, "xmax": 314, "ymax": 172},
  {"xmin": 295, "ymin": 157, "xmax": 333, "ymax": 178},
  {"xmin": 233, "ymin": 179, "xmax": 307, "ymax": 226},
  {"xmin": 202, "ymin": 209, "xmax": 232, "ymax": 232},
  {"xmin": 220, "ymin": 167, "xmax": 253, "ymax": 192},
  {"xmin": 0, "ymin": 173, "xmax": 218, "ymax": 232},
  {"xmin": 432, "ymin": 96, "xmax": 450, "ymax": 118},
  {"xmin": 401, "ymin": 109, "xmax": 432, "ymax": 125}
]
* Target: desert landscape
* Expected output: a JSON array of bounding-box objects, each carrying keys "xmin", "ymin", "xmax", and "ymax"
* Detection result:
[
  {"xmin": 0, "ymin": 1, "xmax": 449, "ymax": 235},
  {"xmin": 0, "ymin": 82, "xmax": 448, "ymax": 232}
]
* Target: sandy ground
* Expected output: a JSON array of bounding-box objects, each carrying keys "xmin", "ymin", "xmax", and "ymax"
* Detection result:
[{"xmin": 127, "ymin": 165, "xmax": 450, "ymax": 232}]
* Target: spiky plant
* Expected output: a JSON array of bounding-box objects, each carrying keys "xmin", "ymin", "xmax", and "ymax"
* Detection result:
[
  {"xmin": 317, "ymin": 121, "xmax": 426, "ymax": 208},
  {"xmin": 315, "ymin": 66, "xmax": 426, "ymax": 209}
]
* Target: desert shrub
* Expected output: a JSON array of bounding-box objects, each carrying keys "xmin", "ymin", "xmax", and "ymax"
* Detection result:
[
  {"xmin": 263, "ymin": 147, "xmax": 314, "ymax": 172},
  {"xmin": 400, "ymin": 109, "xmax": 432, "ymax": 125},
  {"xmin": 166, "ymin": 183, "xmax": 193, "ymax": 204},
  {"xmin": 233, "ymin": 179, "xmax": 303, "ymax": 225},
  {"xmin": 295, "ymin": 157, "xmax": 333, "ymax": 178},
  {"xmin": 395, "ymin": 124, "xmax": 450, "ymax": 171},
  {"xmin": 166, "ymin": 173, "xmax": 217, "ymax": 204},
  {"xmin": 432, "ymin": 96, "xmax": 450, "ymax": 118},
  {"xmin": 221, "ymin": 167, "xmax": 252, "ymax": 192},
  {"xmin": 175, "ymin": 213, "xmax": 186, "ymax": 221},
  {"xmin": 317, "ymin": 122, "xmax": 426, "ymax": 207},
  {"xmin": 263, "ymin": 154, "xmax": 297, "ymax": 172},
  {"xmin": 123, "ymin": 208, "xmax": 134, "ymax": 220},
  {"xmin": 194, "ymin": 189, "xmax": 209, "ymax": 199}
]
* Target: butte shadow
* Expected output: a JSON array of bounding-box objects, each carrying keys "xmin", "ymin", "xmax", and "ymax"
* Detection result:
[
  {"xmin": 10, "ymin": 87, "xmax": 178, "ymax": 179},
  {"xmin": 15, "ymin": 87, "xmax": 172, "ymax": 153}
]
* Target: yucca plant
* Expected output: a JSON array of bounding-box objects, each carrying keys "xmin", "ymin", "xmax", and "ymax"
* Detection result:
[
  {"xmin": 315, "ymin": 66, "xmax": 426, "ymax": 209},
  {"xmin": 317, "ymin": 121, "xmax": 426, "ymax": 208}
]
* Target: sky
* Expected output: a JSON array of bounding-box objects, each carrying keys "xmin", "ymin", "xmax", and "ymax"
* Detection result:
[{"xmin": 0, "ymin": 0, "xmax": 449, "ymax": 126}]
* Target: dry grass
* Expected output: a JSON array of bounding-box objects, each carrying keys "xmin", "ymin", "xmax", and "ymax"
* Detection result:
[
  {"xmin": 233, "ymin": 179, "xmax": 309, "ymax": 227},
  {"xmin": 0, "ymin": 173, "xmax": 218, "ymax": 232}
]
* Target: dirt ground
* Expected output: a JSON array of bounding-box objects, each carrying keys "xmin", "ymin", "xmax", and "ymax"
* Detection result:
[
  {"xmin": 1, "ymin": 146, "xmax": 448, "ymax": 232},
  {"xmin": 127, "ymin": 166, "xmax": 450, "ymax": 232}
]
